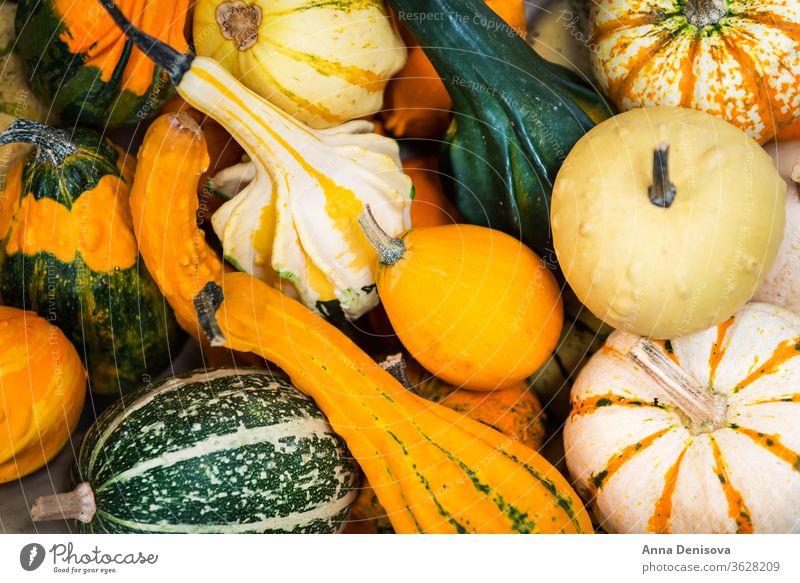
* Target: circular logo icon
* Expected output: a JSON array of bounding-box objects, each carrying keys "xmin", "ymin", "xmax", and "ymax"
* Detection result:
[{"xmin": 20, "ymin": 543, "xmax": 46, "ymax": 571}]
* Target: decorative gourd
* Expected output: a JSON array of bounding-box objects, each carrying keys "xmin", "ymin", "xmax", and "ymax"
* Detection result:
[
  {"xmin": 382, "ymin": 0, "xmax": 526, "ymax": 139},
  {"xmin": 777, "ymin": 119, "xmax": 800, "ymax": 142},
  {"xmin": 0, "ymin": 307, "xmax": 86, "ymax": 483},
  {"xmin": 0, "ymin": 120, "xmax": 180, "ymax": 394},
  {"xmin": 104, "ymin": 1, "xmax": 412, "ymax": 321},
  {"xmin": 387, "ymin": 0, "xmax": 612, "ymax": 258},
  {"xmin": 0, "ymin": 2, "xmax": 48, "ymax": 176},
  {"xmin": 192, "ymin": 0, "xmax": 406, "ymax": 129},
  {"xmin": 589, "ymin": 0, "xmax": 800, "ymax": 144},
  {"xmin": 15, "ymin": 0, "xmax": 189, "ymax": 128},
  {"xmin": 404, "ymin": 157, "xmax": 458, "ymax": 228},
  {"xmin": 753, "ymin": 142, "xmax": 800, "ymax": 314},
  {"xmin": 31, "ymin": 369, "xmax": 360, "ymax": 533},
  {"xmin": 552, "ymin": 106, "xmax": 785, "ymax": 339},
  {"xmin": 360, "ymin": 208, "xmax": 563, "ymax": 390},
  {"xmin": 531, "ymin": 288, "xmax": 613, "ymax": 422},
  {"xmin": 564, "ymin": 303, "xmax": 800, "ymax": 533},
  {"xmin": 104, "ymin": 2, "xmax": 592, "ymax": 533}
]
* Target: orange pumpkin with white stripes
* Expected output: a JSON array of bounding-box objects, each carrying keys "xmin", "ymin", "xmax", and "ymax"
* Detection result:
[
  {"xmin": 564, "ymin": 303, "xmax": 800, "ymax": 533},
  {"xmin": 193, "ymin": 0, "xmax": 407, "ymax": 129},
  {"xmin": 590, "ymin": 0, "xmax": 800, "ymax": 143}
]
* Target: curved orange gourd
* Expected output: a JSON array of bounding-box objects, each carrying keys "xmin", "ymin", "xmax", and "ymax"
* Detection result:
[
  {"xmin": 0, "ymin": 307, "xmax": 86, "ymax": 483},
  {"xmin": 405, "ymin": 157, "xmax": 459, "ymax": 228},
  {"xmin": 195, "ymin": 273, "xmax": 590, "ymax": 533}
]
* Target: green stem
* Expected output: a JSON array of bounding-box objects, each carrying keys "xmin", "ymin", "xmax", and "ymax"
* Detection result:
[
  {"xmin": 359, "ymin": 205, "xmax": 406, "ymax": 267},
  {"xmin": 0, "ymin": 120, "xmax": 77, "ymax": 167}
]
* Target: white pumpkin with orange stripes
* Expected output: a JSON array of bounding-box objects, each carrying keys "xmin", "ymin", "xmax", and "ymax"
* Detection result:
[
  {"xmin": 564, "ymin": 302, "xmax": 800, "ymax": 533},
  {"xmin": 193, "ymin": 0, "xmax": 407, "ymax": 129},
  {"xmin": 589, "ymin": 0, "xmax": 800, "ymax": 143}
]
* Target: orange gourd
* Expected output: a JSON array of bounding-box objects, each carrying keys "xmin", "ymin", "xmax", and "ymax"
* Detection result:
[
  {"xmin": 359, "ymin": 208, "xmax": 563, "ymax": 391},
  {"xmin": 0, "ymin": 307, "xmax": 86, "ymax": 483},
  {"xmin": 777, "ymin": 119, "xmax": 800, "ymax": 142},
  {"xmin": 383, "ymin": 1, "xmax": 526, "ymax": 138},
  {"xmin": 404, "ymin": 157, "xmax": 459, "ymax": 228}
]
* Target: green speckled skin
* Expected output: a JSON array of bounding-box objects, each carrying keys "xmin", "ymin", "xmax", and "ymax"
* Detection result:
[
  {"xmin": 388, "ymin": 0, "xmax": 614, "ymax": 260},
  {"xmin": 75, "ymin": 370, "xmax": 360, "ymax": 533}
]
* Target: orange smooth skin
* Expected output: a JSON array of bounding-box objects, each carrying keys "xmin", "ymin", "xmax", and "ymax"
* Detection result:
[
  {"xmin": 55, "ymin": 0, "xmax": 189, "ymax": 96},
  {"xmin": 377, "ymin": 224, "xmax": 563, "ymax": 391},
  {"xmin": 383, "ymin": 0, "xmax": 526, "ymax": 138},
  {"xmin": 404, "ymin": 157, "xmax": 459, "ymax": 228},
  {"xmin": 777, "ymin": 118, "xmax": 800, "ymax": 141},
  {"xmin": 0, "ymin": 307, "xmax": 86, "ymax": 483},
  {"xmin": 209, "ymin": 272, "xmax": 590, "ymax": 533}
]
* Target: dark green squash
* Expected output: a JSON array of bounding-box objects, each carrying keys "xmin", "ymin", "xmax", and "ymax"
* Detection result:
[
  {"xmin": 0, "ymin": 120, "xmax": 180, "ymax": 394},
  {"xmin": 14, "ymin": 0, "xmax": 189, "ymax": 128},
  {"xmin": 387, "ymin": 0, "xmax": 614, "ymax": 259}
]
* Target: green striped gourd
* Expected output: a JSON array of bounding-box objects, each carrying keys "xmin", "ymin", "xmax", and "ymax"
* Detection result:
[{"xmin": 32, "ymin": 369, "xmax": 360, "ymax": 533}]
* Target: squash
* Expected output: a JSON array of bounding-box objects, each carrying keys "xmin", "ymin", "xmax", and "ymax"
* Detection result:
[
  {"xmin": 404, "ymin": 157, "xmax": 458, "ymax": 228},
  {"xmin": 551, "ymin": 106, "xmax": 785, "ymax": 339},
  {"xmin": 0, "ymin": 307, "xmax": 86, "ymax": 483},
  {"xmin": 753, "ymin": 142, "xmax": 800, "ymax": 315},
  {"xmin": 192, "ymin": 0, "xmax": 406, "ymax": 129},
  {"xmin": 104, "ymin": 2, "xmax": 591, "ymax": 533},
  {"xmin": 531, "ymin": 288, "xmax": 613, "ymax": 422},
  {"xmin": 0, "ymin": 2, "xmax": 48, "ymax": 177},
  {"xmin": 382, "ymin": 0, "xmax": 526, "ymax": 139},
  {"xmin": 564, "ymin": 303, "xmax": 800, "ymax": 533},
  {"xmin": 777, "ymin": 119, "xmax": 800, "ymax": 142},
  {"xmin": 105, "ymin": 0, "xmax": 412, "ymax": 321},
  {"xmin": 0, "ymin": 120, "xmax": 181, "ymax": 394},
  {"xmin": 387, "ymin": 0, "xmax": 612, "ymax": 258},
  {"xmin": 15, "ymin": 0, "xmax": 189, "ymax": 128},
  {"xmin": 360, "ymin": 207, "xmax": 563, "ymax": 390},
  {"xmin": 589, "ymin": 0, "xmax": 800, "ymax": 144},
  {"xmin": 31, "ymin": 369, "xmax": 360, "ymax": 533}
]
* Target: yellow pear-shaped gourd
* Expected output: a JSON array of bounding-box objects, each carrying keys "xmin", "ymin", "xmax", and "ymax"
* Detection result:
[{"xmin": 552, "ymin": 106, "xmax": 785, "ymax": 339}]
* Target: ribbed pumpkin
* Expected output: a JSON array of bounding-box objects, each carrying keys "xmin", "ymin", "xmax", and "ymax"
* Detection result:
[
  {"xmin": 565, "ymin": 303, "xmax": 800, "ymax": 533},
  {"xmin": 0, "ymin": 121, "xmax": 180, "ymax": 394},
  {"xmin": 15, "ymin": 0, "xmax": 189, "ymax": 127},
  {"xmin": 590, "ymin": 0, "xmax": 800, "ymax": 143},
  {"xmin": 31, "ymin": 369, "xmax": 360, "ymax": 533},
  {"xmin": 0, "ymin": 307, "xmax": 86, "ymax": 483},
  {"xmin": 193, "ymin": 0, "xmax": 406, "ymax": 129}
]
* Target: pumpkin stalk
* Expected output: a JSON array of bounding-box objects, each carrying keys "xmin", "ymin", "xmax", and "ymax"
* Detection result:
[
  {"xmin": 0, "ymin": 120, "xmax": 78, "ymax": 167},
  {"xmin": 648, "ymin": 143, "xmax": 677, "ymax": 209},
  {"xmin": 629, "ymin": 339, "xmax": 727, "ymax": 433},
  {"xmin": 379, "ymin": 354, "xmax": 412, "ymax": 389},
  {"xmin": 685, "ymin": 0, "xmax": 728, "ymax": 28},
  {"xmin": 359, "ymin": 205, "xmax": 406, "ymax": 266},
  {"xmin": 99, "ymin": 0, "xmax": 193, "ymax": 85},
  {"xmin": 31, "ymin": 483, "xmax": 96, "ymax": 524}
]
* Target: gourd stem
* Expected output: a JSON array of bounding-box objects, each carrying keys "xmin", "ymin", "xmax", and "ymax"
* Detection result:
[
  {"xmin": 0, "ymin": 120, "xmax": 78, "ymax": 166},
  {"xmin": 380, "ymin": 354, "xmax": 412, "ymax": 389},
  {"xmin": 648, "ymin": 143, "xmax": 677, "ymax": 209},
  {"xmin": 685, "ymin": 0, "xmax": 728, "ymax": 28},
  {"xmin": 629, "ymin": 339, "xmax": 726, "ymax": 433},
  {"xmin": 30, "ymin": 482, "xmax": 96, "ymax": 524},
  {"xmin": 359, "ymin": 205, "xmax": 406, "ymax": 266},
  {"xmin": 99, "ymin": 0, "xmax": 193, "ymax": 85}
]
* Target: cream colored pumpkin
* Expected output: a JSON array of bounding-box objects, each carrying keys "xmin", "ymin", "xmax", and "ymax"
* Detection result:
[
  {"xmin": 193, "ymin": 0, "xmax": 407, "ymax": 129},
  {"xmin": 590, "ymin": 0, "xmax": 800, "ymax": 143},
  {"xmin": 565, "ymin": 302, "xmax": 800, "ymax": 533},
  {"xmin": 552, "ymin": 106, "xmax": 785, "ymax": 339},
  {"xmin": 754, "ymin": 142, "xmax": 800, "ymax": 313}
]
